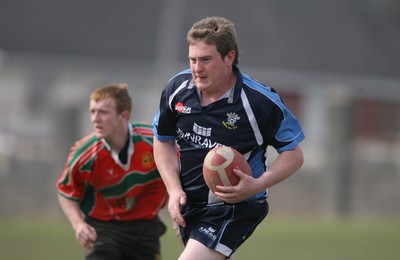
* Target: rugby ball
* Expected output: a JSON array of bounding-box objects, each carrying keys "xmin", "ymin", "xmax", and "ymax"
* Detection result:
[{"xmin": 203, "ymin": 146, "xmax": 251, "ymax": 193}]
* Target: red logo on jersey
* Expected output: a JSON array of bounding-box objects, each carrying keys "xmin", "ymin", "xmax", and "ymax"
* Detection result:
[
  {"xmin": 175, "ymin": 102, "xmax": 184, "ymax": 113},
  {"xmin": 175, "ymin": 102, "xmax": 192, "ymax": 114}
]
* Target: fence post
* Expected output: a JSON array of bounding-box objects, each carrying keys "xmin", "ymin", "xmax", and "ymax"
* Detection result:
[{"xmin": 327, "ymin": 87, "xmax": 354, "ymax": 217}]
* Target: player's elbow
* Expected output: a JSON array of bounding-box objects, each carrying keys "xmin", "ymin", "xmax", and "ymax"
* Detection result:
[{"xmin": 293, "ymin": 145, "xmax": 304, "ymax": 169}]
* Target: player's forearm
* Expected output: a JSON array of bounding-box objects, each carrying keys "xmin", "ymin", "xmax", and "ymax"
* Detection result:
[
  {"xmin": 153, "ymin": 138, "xmax": 182, "ymax": 194},
  {"xmin": 57, "ymin": 194, "xmax": 86, "ymax": 230},
  {"xmin": 258, "ymin": 145, "xmax": 304, "ymax": 192}
]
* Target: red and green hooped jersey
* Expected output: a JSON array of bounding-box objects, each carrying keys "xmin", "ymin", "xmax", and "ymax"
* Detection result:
[{"xmin": 57, "ymin": 122, "xmax": 167, "ymax": 221}]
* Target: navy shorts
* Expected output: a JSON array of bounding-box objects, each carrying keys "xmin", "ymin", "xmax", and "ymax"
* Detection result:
[
  {"xmin": 179, "ymin": 199, "xmax": 269, "ymax": 258},
  {"xmin": 85, "ymin": 216, "xmax": 166, "ymax": 260}
]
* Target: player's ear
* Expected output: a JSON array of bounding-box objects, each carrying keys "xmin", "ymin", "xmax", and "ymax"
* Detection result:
[
  {"xmin": 120, "ymin": 110, "xmax": 130, "ymax": 121},
  {"xmin": 224, "ymin": 50, "xmax": 235, "ymax": 65}
]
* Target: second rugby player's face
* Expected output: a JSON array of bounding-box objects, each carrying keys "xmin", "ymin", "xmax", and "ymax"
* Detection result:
[{"xmin": 90, "ymin": 97, "xmax": 123, "ymax": 140}]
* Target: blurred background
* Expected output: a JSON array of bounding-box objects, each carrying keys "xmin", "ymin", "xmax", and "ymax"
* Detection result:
[{"xmin": 0, "ymin": 0, "xmax": 399, "ymax": 233}]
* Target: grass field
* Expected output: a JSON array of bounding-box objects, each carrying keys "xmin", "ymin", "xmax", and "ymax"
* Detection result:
[{"xmin": 0, "ymin": 215, "xmax": 399, "ymax": 259}]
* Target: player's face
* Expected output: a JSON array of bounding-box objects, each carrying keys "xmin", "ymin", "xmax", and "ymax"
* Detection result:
[
  {"xmin": 188, "ymin": 41, "xmax": 233, "ymax": 94},
  {"xmin": 89, "ymin": 97, "xmax": 123, "ymax": 140}
]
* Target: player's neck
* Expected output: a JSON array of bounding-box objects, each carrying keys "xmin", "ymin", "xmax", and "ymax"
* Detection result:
[
  {"xmin": 107, "ymin": 124, "xmax": 129, "ymax": 153},
  {"xmin": 200, "ymin": 72, "xmax": 236, "ymax": 106}
]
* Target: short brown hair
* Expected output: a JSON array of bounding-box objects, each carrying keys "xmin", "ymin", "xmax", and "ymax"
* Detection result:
[
  {"xmin": 187, "ymin": 16, "xmax": 239, "ymax": 65},
  {"xmin": 90, "ymin": 83, "xmax": 132, "ymax": 115}
]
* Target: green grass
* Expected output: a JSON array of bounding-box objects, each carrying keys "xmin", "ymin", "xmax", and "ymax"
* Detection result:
[
  {"xmin": 0, "ymin": 215, "xmax": 399, "ymax": 259},
  {"xmin": 234, "ymin": 217, "xmax": 400, "ymax": 259}
]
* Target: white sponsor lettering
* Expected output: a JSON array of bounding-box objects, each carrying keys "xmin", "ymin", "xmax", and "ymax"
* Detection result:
[{"xmin": 177, "ymin": 128, "xmax": 222, "ymax": 149}]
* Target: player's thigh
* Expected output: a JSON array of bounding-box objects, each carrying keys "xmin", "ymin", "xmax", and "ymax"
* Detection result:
[{"xmin": 178, "ymin": 239, "xmax": 234, "ymax": 260}]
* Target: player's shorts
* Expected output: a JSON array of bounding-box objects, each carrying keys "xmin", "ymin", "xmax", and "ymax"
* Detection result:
[
  {"xmin": 179, "ymin": 198, "xmax": 269, "ymax": 258},
  {"xmin": 85, "ymin": 216, "xmax": 166, "ymax": 260}
]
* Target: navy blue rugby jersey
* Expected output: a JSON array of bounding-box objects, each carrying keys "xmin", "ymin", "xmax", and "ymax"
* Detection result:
[{"xmin": 153, "ymin": 66, "xmax": 305, "ymax": 205}]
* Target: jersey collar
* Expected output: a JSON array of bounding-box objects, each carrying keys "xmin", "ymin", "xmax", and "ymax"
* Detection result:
[{"xmin": 192, "ymin": 65, "xmax": 243, "ymax": 105}]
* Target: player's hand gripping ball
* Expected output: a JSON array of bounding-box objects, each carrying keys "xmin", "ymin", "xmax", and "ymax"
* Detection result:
[{"xmin": 203, "ymin": 146, "xmax": 251, "ymax": 193}]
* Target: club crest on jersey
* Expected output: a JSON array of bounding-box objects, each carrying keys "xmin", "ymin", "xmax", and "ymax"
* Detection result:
[
  {"xmin": 175, "ymin": 102, "xmax": 191, "ymax": 114},
  {"xmin": 142, "ymin": 151, "xmax": 154, "ymax": 168},
  {"xmin": 222, "ymin": 112, "xmax": 240, "ymax": 129}
]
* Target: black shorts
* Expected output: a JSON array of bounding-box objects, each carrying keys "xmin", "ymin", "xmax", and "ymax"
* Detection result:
[
  {"xmin": 179, "ymin": 199, "xmax": 269, "ymax": 258},
  {"xmin": 85, "ymin": 216, "xmax": 166, "ymax": 260}
]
